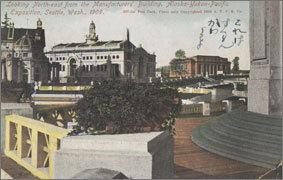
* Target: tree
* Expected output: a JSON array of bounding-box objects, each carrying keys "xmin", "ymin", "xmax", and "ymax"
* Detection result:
[
  {"xmin": 69, "ymin": 80, "xmax": 181, "ymax": 135},
  {"xmin": 232, "ymin": 56, "xmax": 240, "ymax": 72},
  {"xmin": 161, "ymin": 66, "xmax": 170, "ymax": 78},
  {"xmin": 2, "ymin": 12, "xmax": 10, "ymax": 28},
  {"xmin": 175, "ymin": 49, "xmax": 186, "ymax": 58}
]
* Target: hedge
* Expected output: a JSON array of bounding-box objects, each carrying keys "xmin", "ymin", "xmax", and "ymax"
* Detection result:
[{"xmin": 69, "ymin": 80, "xmax": 182, "ymax": 136}]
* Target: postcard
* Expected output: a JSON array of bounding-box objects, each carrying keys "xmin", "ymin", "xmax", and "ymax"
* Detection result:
[{"xmin": 1, "ymin": 1, "xmax": 282, "ymax": 179}]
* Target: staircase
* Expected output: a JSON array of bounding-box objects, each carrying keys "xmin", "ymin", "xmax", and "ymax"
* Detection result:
[{"xmin": 191, "ymin": 106, "xmax": 282, "ymax": 169}]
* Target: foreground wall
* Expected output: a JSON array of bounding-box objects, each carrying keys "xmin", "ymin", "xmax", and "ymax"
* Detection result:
[{"xmin": 53, "ymin": 131, "xmax": 174, "ymax": 179}]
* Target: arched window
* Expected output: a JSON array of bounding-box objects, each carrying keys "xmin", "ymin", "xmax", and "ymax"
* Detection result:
[{"xmin": 70, "ymin": 59, "xmax": 76, "ymax": 76}]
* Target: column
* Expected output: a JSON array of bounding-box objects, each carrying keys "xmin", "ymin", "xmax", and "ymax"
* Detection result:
[
  {"xmin": 248, "ymin": 1, "xmax": 282, "ymax": 115},
  {"xmin": 52, "ymin": 67, "xmax": 55, "ymax": 82},
  {"xmin": 2, "ymin": 63, "xmax": 4, "ymax": 80},
  {"xmin": 28, "ymin": 69, "xmax": 31, "ymax": 83},
  {"xmin": 30, "ymin": 65, "xmax": 34, "ymax": 83},
  {"xmin": 7, "ymin": 61, "xmax": 12, "ymax": 81},
  {"xmin": 207, "ymin": 64, "xmax": 210, "ymax": 75}
]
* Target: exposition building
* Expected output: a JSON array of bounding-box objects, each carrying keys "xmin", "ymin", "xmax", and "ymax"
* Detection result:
[
  {"xmin": 45, "ymin": 21, "xmax": 156, "ymax": 83},
  {"xmin": 169, "ymin": 55, "xmax": 231, "ymax": 78},
  {"xmin": 1, "ymin": 14, "xmax": 50, "ymax": 83}
]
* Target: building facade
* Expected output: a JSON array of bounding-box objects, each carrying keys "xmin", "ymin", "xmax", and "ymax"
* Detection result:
[
  {"xmin": 45, "ymin": 21, "xmax": 156, "ymax": 83},
  {"xmin": 169, "ymin": 55, "xmax": 231, "ymax": 78},
  {"xmin": 1, "ymin": 14, "xmax": 51, "ymax": 83}
]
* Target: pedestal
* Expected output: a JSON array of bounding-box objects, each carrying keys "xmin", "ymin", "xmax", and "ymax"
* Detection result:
[{"xmin": 248, "ymin": 1, "xmax": 282, "ymax": 115}]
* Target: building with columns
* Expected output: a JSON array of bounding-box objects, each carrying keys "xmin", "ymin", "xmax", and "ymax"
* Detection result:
[
  {"xmin": 169, "ymin": 55, "xmax": 231, "ymax": 78},
  {"xmin": 45, "ymin": 21, "xmax": 156, "ymax": 83},
  {"xmin": 1, "ymin": 14, "xmax": 52, "ymax": 83}
]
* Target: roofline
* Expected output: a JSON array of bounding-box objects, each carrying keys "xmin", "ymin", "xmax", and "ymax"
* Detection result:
[
  {"xmin": 45, "ymin": 48, "xmax": 124, "ymax": 54},
  {"xmin": 190, "ymin": 55, "xmax": 228, "ymax": 59}
]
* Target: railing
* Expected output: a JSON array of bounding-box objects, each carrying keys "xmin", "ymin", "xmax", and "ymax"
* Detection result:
[
  {"xmin": 210, "ymin": 102, "xmax": 227, "ymax": 113},
  {"xmin": 178, "ymin": 87, "xmax": 211, "ymax": 94},
  {"xmin": 39, "ymin": 86, "xmax": 91, "ymax": 91},
  {"xmin": 5, "ymin": 115, "xmax": 71, "ymax": 179},
  {"xmin": 34, "ymin": 104, "xmax": 77, "ymax": 128},
  {"xmin": 180, "ymin": 104, "xmax": 203, "ymax": 115}
]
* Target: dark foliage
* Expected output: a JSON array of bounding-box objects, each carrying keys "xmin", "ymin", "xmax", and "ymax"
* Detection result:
[
  {"xmin": 1, "ymin": 80, "xmax": 33, "ymax": 102},
  {"xmin": 69, "ymin": 80, "xmax": 181, "ymax": 136}
]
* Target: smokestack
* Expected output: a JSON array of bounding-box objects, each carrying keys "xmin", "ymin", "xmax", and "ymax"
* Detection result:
[{"xmin": 127, "ymin": 28, "xmax": 129, "ymax": 42}]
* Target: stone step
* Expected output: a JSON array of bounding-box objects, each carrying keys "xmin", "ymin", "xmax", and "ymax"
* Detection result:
[
  {"xmin": 217, "ymin": 117, "xmax": 281, "ymax": 144},
  {"xmin": 225, "ymin": 112, "xmax": 281, "ymax": 127},
  {"xmin": 225, "ymin": 113, "xmax": 282, "ymax": 131},
  {"xmin": 199, "ymin": 125, "xmax": 281, "ymax": 161},
  {"xmin": 201, "ymin": 122, "xmax": 281, "ymax": 156},
  {"xmin": 190, "ymin": 107, "xmax": 282, "ymax": 169},
  {"xmin": 223, "ymin": 116, "xmax": 281, "ymax": 136},
  {"xmin": 191, "ymin": 127, "xmax": 279, "ymax": 169},
  {"xmin": 224, "ymin": 108, "xmax": 281, "ymax": 125},
  {"xmin": 212, "ymin": 119, "xmax": 281, "ymax": 146}
]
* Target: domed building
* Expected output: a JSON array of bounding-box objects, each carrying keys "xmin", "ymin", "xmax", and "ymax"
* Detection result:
[
  {"xmin": 1, "ymin": 15, "xmax": 54, "ymax": 83},
  {"xmin": 45, "ymin": 20, "xmax": 156, "ymax": 83}
]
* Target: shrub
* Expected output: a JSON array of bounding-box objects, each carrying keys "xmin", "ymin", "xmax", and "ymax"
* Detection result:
[
  {"xmin": 69, "ymin": 80, "xmax": 181, "ymax": 136},
  {"xmin": 1, "ymin": 80, "xmax": 33, "ymax": 102}
]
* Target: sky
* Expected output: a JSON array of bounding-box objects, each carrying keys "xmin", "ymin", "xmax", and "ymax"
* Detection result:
[{"xmin": 1, "ymin": 1, "xmax": 250, "ymax": 69}]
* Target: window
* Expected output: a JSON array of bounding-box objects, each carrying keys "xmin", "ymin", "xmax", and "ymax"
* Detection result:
[
  {"xmin": 90, "ymin": 56, "xmax": 93, "ymax": 60},
  {"xmin": 83, "ymin": 56, "xmax": 85, "ymax": 60},
  {"xmin": 63, "ymin": 57, "xmax": 65, "ymax": 60},
  {"xmin": 104, "ymin": 65, "xmax": 107, "ymax": 71},
  {"xmin": 116, "ymin": 55, "xmax": 119, "ymax": 59},
  {"xmin": 100, "ymin": 56, "xmax": 103, "ymax": 59},
  {"xmin": 60, "ymin": 57, "xmax": 62, "ymax": 60},
  {"xmin": 104, "ymin": 56, "xmax": 107, "ymax": 59},
  {"xmin": 90, "ymin": 65, "xmax": 93, "ymax": 71},
  {"xmin": 97, "ymin": 65, "xmax": 99, "ymax": 71},
  {"xmin": 83, "ymin": 65, "xmax": 85, "ymax": 71},
  {"xmin": 87, "ymin": 65, "xmax": 89, "ymax": 72},
  {"xmin": 56, "ymin": 57, "xmax": 58, "ymax": 61},
  {"xmin": 63, "ymin": 65, "xmax": 65, "ymax": 71},
  {"xmin": 59, "ymin": 65, "xmax": 62, "ymax": 71},
  {"xmin": 15, "ymin": 53, "xmax": 18, "ymax": 57},
  {"xmin": 50, "ymin": 57, "xmax": 53, "ymax": 61},
  {"xmin": 23, "ymin": 53, "xmax": 28, "ymax": 57},
  {"xmin": 86, "ymin": 56, "xmax": 89, "ymax": 60},
  {"xmin": 112, "ymin": 55, "xmax": 115, "ymax": 59},
  {"xmin": 97, "ymin": 56, "xmax": 100, "ymax": 60}
]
